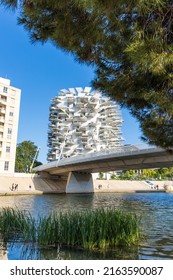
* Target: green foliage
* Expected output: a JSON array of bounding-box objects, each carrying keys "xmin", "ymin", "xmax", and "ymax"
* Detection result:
[
  {"xmin": 99, "ymin": 172, "xmax": 104, "ymax": 179},
  {"xmin": 110, "ymin": 173, "xmax": 117, "ymax": 180},
  {"xmin": 0, "ymin": 207, "xmax": 141, "ymax": 250},
  {"xmin": 112, "ymin": 168, "xmax": 173, "ymax": 180},
  {"xmin": 141, "ymin": 169, "xmax": 157, "ymax": 180},
  {"xmin": 158, "ymin": 167, "xmax": 173, "ymax": 179},
  {"xmin": 1, "ymin": 0, "xmax": 173, "ymax": 147},
  {"xmin": 15, "ymin": 140, "xmax": 40, "ymax": 173},
  {"xmin": 0, "ymin": 0, "xmax": 17, "ymax": 8},
  {"xmin": 39, "ymin": 208, "xmax": 140, "ymax": 249}
]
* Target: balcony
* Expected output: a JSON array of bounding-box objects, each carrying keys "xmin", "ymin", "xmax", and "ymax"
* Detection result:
[
  {"xmin": 66, "ymin": 117, "xmax": 73, "ymax": 122},
  {"xmin": 0, "ymin": 116, "xmax": 4, "ymax": 122},
  {"xmin": 79, "ymin": 126, "xmax": 86, "ymax": 131},
  {"xmin": 75, "ymin": 131, "xmax": 82, "ymax": 136},
  {"xmin": 80, "ymin": 108, "xmax": 87, "ymax": 113},
  {"xmin": 79, "ymin": 116, "xmax": 87, "ymax": 122},
  {"xmin": 85, "ymin": 145, "xmax": 93, "ymax": 150},
  {"xmin": 67, "ymin": 97, "xmax": 74, "ymax": 103},
  {"xmin": 0, "ymin": 98, "xmax": 7, "ymax": 104},
  {"xmin": 76, "ymin": 103, "xmax": 84, "ymax": 108},
  {"xmin": 79, "ymin": 97, "xmax": 89, "ymax": 103},
  {"xmin": 58, "ymin": 112, "xmax": 68, "ymax": 117},
  {"xmin": 0, "ymin": 108, "xmax": 6, "ymax": 114}
]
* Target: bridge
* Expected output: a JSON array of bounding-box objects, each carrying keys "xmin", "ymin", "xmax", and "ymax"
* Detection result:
[{"xmin": 34, "ymin": 145, "xmax": 173, "ymax": 193}]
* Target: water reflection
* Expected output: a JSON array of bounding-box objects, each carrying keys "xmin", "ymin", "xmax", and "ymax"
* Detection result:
[
  {"xmin": 6, "ymin": 242, "xmax": 140, "ymax": 260},
  {"xmin": 0, "ymin": 192, "xmax": 173, "ymax": 259},
  {"xmin": 0, "ymin": 239, "xmax": 7, "ymax": 260}
]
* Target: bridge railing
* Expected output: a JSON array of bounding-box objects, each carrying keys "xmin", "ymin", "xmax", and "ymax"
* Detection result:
[
  {"xmin": 57, "ymin": 144, "xmax": 159, "ymax": 165},
  {"xmin": 34, "ymin": 144, "xmax": 172, "ymax": 172}
]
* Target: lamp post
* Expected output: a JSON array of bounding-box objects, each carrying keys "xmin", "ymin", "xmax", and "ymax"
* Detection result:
[{"xmin": 29, "ymin": 147, "xmax": 40, "ymax": 173}]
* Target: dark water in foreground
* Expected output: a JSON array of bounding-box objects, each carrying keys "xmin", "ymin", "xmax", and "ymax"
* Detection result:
[{"xmin": 0, "ymin": 192, "xmax": 173, "ymax": 260}]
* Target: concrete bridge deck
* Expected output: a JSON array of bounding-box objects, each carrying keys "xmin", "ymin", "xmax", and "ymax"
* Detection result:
[
  {"xmin": 34, "ymin": 145, "xmax": 173, "ymax": 175},
  {"xmin": 33, "ymin": 145, "xmax": 173, "ymax": 193}
]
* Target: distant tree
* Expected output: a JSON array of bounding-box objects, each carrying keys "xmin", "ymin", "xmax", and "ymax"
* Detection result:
[
  {"xmin": 15, "ymin": 140, "xmax": 41, "ymax": 173},
  {"xmin": 141, "ymin": 169, "xmax": 157, "ymax": 179},
  {"xmin": 99, "ymin": 172, "xmax": 104, "ymax": 180},
  {"xmin": 114, "ymin": 167, "xmax": 173, "ymax": 180},
  {"xmin": 157, "ymin": 167, "xmax": 171, "ymax": 179},
  {"xmin": 110, "ymin": 173, "xmax": 117, "ymax": 180},
  {"xmin": 34, "ymin": 161, "xmax": 42, "ymax": 167},
  {"xmin": 168, "ymin": 167, "xmax": 173, "ymax": 179},
  {"xmin": 1, "ymin": 0, "xmax": 173, "ymax": 147}
]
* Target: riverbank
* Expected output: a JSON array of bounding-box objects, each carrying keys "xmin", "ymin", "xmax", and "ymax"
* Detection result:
[
  {"xmin": 0, "ymin": 173, "xmax": 172, "ymax": 195},
  {"xmin": 94, "ymin": 179, "xmax": 168, "ymax": 193}
]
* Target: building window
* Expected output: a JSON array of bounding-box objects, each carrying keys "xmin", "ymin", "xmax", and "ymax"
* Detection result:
[
  {"xmin": 9, "ymin": 112, "xmax": 14, "ymax": 117},
  {"xmin": 4, "ymin": 161, "xmax": 9, "ymax": 171},
  {"xmin": 3, "ymin": 87, "xmax": 8, "ymax": 93},
  {"xmin": 8, "ymin": 128, "xmax": 12, "ymax": 134},
  {"xmin": 7, "ymin": 128, "xmax": 12, "ymax": 139},
  {"xmin": 6, "ymin": 146, "xmax": 10, "ymax": 153}
]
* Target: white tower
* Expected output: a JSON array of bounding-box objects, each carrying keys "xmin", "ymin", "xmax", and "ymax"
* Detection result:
[
  {"xmin": 47, "ymin": 87, "xmax": 123, "ymax": 161},
  {"xmin": 0, "ymin": 78, "xmax": 21, "ymax": 174}
]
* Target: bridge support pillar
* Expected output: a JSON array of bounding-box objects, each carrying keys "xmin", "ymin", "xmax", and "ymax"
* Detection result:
[{"xmin": 66, "ymin": 172, "xmax": 94, "ymax": 193}]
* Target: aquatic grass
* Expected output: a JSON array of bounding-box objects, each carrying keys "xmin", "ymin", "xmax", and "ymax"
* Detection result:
[
  {"xmin": 0, "ymin": 207, "xmax": 36, "ymax": 242},
  {"xmin": 0, "ymin": 207, "xmax": 141, "ymax": 251},
  {"xmin": 37, "ymin": 208, "xmax": 141, "ymax": 250}
]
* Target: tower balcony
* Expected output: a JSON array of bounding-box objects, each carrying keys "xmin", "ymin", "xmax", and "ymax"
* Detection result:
[{"xmin": 76, "ymin": 103, "xmax": 84, "ymax": 108}]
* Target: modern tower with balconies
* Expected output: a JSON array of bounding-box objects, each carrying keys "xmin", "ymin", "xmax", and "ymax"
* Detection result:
[
  {"xmin": 47, "ymin": 87, "xmax": 123, "ymax": 161},
  {"xmin": 0, "ymin": 77, "xmax": 21, "ymax": 174}
]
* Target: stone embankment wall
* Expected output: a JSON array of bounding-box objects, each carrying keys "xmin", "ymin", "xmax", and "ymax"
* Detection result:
[
  {"xmin": 0, "ymin": 173, "xmax": 172, "ymax": 195},
  {"xmin": 0, "ymin": 173, "xmax": 66, "ymax": 194},
  {"xmin": 94, "ymin": 179, "xmax": 170, "ymax": 192}
]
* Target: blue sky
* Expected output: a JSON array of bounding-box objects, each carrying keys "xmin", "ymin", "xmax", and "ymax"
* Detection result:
[{"xmin": 0, "ymin": 7, "xmax": 143, "ymax": 163}]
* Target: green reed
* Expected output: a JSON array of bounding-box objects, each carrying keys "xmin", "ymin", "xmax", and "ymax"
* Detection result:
[
  {"xmin": 0, "ymin": 207, "xmax": 36, "ymax": 242},
  {"xmin": 37, "ymin": 208, "xmax": 141, "ymax": 250},
  {"xmin": 0, "ymin": 207, "xmax": 141, "ymax": 250}
]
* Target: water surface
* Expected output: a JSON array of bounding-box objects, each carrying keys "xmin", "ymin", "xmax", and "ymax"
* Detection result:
[{"xmin": 0, "ymin": 192, "xmax": 173, "ymax": 260}]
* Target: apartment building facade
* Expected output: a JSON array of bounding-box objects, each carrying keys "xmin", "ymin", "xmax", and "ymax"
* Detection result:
[
  {"xmin": 47, "ymin": 87, "xmax": 123, "ymax": 161},
  {"xmin": 0, "ymin": 77, "xmax": 21, "ymax": 174}
]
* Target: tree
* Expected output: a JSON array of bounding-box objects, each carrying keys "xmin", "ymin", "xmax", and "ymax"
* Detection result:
[
  {"xmin": 168, "ymin": 167, "xmax": 173, "ymax": 179},
  {"xmin": 15, "ymin": 140, "xmax": 41, "ymax": 172},
  {"xmin": 99, "ymin": 172, "xmax": 104, "ymax": 179},
  {"xmin": 141, "ymin": 169, "xmax": 157, "ymax": 179},
  {"xmin": 1, "ymin": 0, "xmax": 173, "ymax": 148}
]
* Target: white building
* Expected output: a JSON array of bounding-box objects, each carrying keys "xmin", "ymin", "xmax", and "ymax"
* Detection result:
[
  {"xmin": 0, "ymin": 77, "xmax": 21, "ymax": 174},
  {"xmin": 47, "ymin": 87, "xmax": 123, "ymax": 161}
]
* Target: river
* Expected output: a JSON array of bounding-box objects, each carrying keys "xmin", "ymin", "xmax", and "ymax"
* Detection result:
[{"xmin": 0, "ymin": 192, "xmax": 173, "ymax": 260}]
